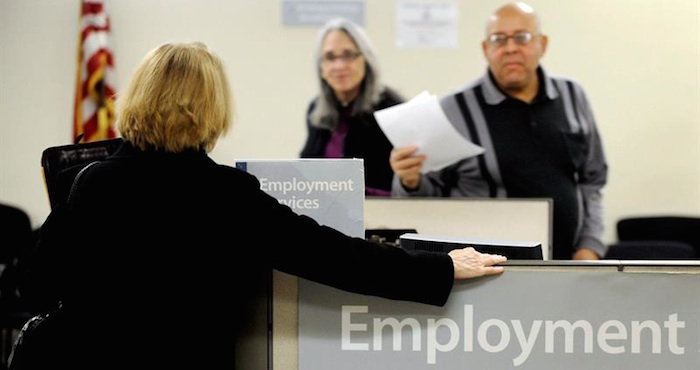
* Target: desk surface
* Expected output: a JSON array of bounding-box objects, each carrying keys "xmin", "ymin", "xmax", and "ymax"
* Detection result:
[{"xmin": 364, "ymin": 197, "xmax": 553, "ymax": 259}]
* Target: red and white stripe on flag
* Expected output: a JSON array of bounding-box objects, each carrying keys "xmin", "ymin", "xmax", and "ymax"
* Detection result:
[{"xmin": 73, "ymin": 0, "xmax": 116, "ymax": 143}]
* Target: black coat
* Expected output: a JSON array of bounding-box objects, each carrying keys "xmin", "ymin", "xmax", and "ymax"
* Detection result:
[
  {"xmin": 300, "ymin": 88, "xmax": 404, "ymax": 193},
  {"xmin": 21, "ymin": 141, "xmax": 453, "ymax": 369}
]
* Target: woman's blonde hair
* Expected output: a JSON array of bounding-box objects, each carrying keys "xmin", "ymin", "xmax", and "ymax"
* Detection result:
[{"xmin": 117, "ymin": 42, "xmax": 232, "ymax": 153}]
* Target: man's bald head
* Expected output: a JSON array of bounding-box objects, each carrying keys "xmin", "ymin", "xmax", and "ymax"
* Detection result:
[{"xmin": 485, "ymin": 2, "xmax": 541, "ymax": 37}]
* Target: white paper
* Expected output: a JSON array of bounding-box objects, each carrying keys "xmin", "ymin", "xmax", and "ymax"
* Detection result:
[{"xmin": 374, "ymin": 91, "xmax": 484, "ymax": 173}]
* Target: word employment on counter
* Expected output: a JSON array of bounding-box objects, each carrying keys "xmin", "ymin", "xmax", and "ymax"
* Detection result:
[
  {"xmin": 259, "ymin": 177, "xmax": 358, "ymax": 210},
  {"xmin": 340, "ymin": 304, "xmax": 689, "ymax": 367}
]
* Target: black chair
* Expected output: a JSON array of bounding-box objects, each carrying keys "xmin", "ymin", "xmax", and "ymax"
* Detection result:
[
  {"xmin": 604, "ymin": 216, "xmax": 700, "ymax": 260},
  {"xmin": 0, "ymin": 204, "xmax": 35, "ymax": 368},
  {"xmin": 40, "ymin": 137, "xmax": 123, "ymax": 210},
  {"xmin": 605, "ymin": 240, "xmax": 696, "ymax": 260}
]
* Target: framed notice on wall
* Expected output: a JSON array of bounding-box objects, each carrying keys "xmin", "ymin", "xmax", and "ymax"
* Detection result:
[
  {"xmin": 282, "ymin": 0, "xmax": 365, "ymax": 26},
  {"xmin": 396, "ymin": 1, "xmax": 458, "ymax": 48}
]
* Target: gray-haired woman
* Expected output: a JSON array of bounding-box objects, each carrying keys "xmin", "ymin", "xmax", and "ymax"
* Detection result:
[{"xmin": 300, "ymin": 17, "xmax": 404, "ymax": 196}]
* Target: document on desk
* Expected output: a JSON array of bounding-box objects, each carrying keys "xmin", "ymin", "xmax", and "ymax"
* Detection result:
[{"xmin": 374, "ymin": 91, "xmax": 484, "ymax": 173}]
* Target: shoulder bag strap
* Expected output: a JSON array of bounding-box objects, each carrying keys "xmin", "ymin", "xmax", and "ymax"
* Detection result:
[{"xmin": 67, "ymin": 161, "xmax": 99, "ymax": 205}]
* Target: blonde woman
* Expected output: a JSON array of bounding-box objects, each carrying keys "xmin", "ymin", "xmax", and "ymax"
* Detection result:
[{"xmin": 21, "ymin": 42, "xmax": 506, "ymax": 370}]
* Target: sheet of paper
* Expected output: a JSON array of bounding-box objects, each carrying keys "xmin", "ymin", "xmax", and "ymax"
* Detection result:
[{"xmin": 374, "ymin": 91, "xmax": 485, "ymax": 173}]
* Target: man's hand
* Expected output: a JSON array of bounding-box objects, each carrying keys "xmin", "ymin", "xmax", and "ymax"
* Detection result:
[
  {"xmin": 573, "ymin": 247, "xmax": 600, "ymax": 260},
  {"xmin": 390, "ymin": 146, "xmax": 426, "ymax": 190}
]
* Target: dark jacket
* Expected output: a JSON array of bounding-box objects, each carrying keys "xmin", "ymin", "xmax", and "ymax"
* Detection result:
[
  {"xmin": 393, "ymin": 67, "xmax": 608, "ymax": 259},
  {"xmin": 300, "ymin": 88, "xmax": 403, "ymax": 194},
  {"xmin": 21, "ymin": 141, "xmax": 453, "ymax": 369}
]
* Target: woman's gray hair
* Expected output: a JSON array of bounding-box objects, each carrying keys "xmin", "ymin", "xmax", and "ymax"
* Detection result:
[{"xmin": 309, "ymin": 17, "xmax": 384, "ymax": 129}]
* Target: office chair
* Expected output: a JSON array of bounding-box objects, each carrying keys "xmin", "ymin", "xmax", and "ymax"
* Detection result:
[
  {"xmin": 0, "ymin": 204, "xmax": 35, "ymax": 368},
  {"xmin": 40, "ymin": 138, "xmax": 123, "ymax": 210},
  {"xmin": 604, "ymin": 216, "xmax": 700, "ymax": 260},
  {"xmin": 604, "ymin": 240, "xmax": 696, "ymax": 260}
]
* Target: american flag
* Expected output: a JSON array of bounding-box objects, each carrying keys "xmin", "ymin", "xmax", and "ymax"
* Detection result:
[{"xmin": 73, "ymin": 0, "xmax": 116, "ymax": 143}]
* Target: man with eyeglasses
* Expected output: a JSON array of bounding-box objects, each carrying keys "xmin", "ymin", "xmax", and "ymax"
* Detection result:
[{"xmin": 390, "ymin": 2, "xmax": 609, "ymax": 261}]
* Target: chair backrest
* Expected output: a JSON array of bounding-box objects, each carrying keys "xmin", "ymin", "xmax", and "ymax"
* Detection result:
[
  {"xmin": 40, "ymin": 138, "xmax": 123, "ymax": 209},
  {"xmin": 617, "ymin": 216, "xmax": 700, "ymax": 241},
  {"xmin": 0, "ymin": 203, "xmax": 35, "ymax": 325},
  {"xmin": 604, "ymin": 240, "xmax": 697, "ymax": 260},
  {"xmin": 0, "ymin": 204, "xmax": 32, "ymax": 265},
  {"xmin": 616, "ymin": 216, "xmax": 700, "ymax": 255}
]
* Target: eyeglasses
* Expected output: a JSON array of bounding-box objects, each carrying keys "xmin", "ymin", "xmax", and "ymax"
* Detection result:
[
  {"xmin": 486, "ymin": 32, "xmax": 536, "ymax": 47},
  {"xmin": 321, "ymin": 51, "xmax": 363, "ymax": 64}
]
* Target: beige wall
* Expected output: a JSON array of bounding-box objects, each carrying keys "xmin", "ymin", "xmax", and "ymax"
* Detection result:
[{"xmin": 1, "ymin": 0, "xmax": 699, "ymax": 246}]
